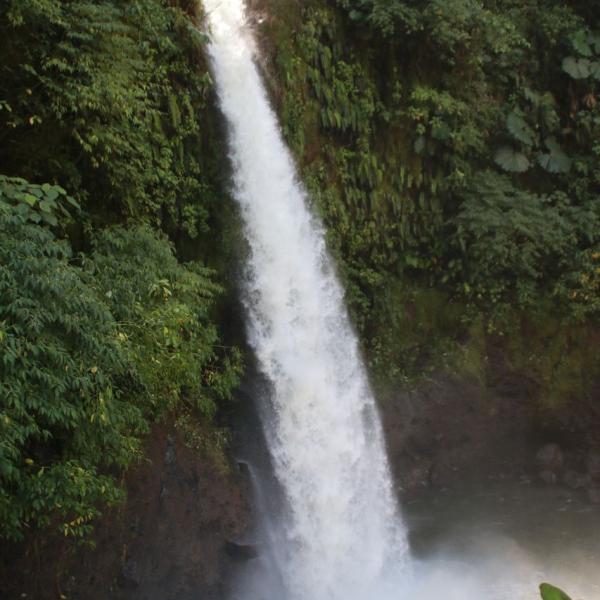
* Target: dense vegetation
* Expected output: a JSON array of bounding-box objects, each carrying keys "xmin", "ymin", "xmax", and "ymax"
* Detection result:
[
  {"xmin": 0, "ymin": 0, "xmax": 241, "ymax": 542},
  {"xmin": 1, "ymin": 0, "xmax": 599, "ymax": 559},
  {"xmin": 258, "ymin": 0, "xmax": 600, "ymax": 396}
]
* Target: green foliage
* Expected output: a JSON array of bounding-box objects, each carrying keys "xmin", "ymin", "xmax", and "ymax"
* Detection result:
[
  {"xmin": 540, "ymin": 583, "xmax": 572, "ymax": 600},
  {"xmin": 453, "ymin": 172, "xmax": 598, "ymax": 307},
  {"xmin": 0, "ymin": 191, "xmax": 242, "ymax": 542},
  {"xmin": 0, "ymin": 174, "xmax": 79, "ymax": 227},
  {"xmin": 562, "ymin": 30, "xmax": 600, "ymax": 80},
  {"xmin": 0, "ymin": 208, "xmax": 137, "ymax": 541},
  {"xmin": 266, "ymin": 0, "xmax": 600, "ymax": 390},
  {"xmin": 494, "ymin": 146, "xmax": 531, "ymax": 173},
  {"xmin": 336, "ymin": 0, "xmax": 421, "ymax": 36},
  {"xmin": 0, "ymin": 0, "xmax": 246, "ymax": 545},
  {"xmin": 85, "ymin": 225, "xmax": 243, "ymax": 421},
  {"xmin": 0, "ymin": 0, "xmax": 218, "ymax": 234}
]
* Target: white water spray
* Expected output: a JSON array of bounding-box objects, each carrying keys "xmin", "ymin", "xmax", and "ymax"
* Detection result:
[{"xmin": 204, "ymin": 2, "xmax": 409, "ymax": 598}]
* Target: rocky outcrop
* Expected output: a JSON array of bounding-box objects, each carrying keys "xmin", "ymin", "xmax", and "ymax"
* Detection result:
[
  {"xmin": 382, "ymin": 371, "xmax": 600, "ymax": 501},
  {"xmin": 1, "ymin": 425, "xmax": 250, "ymax": 600},
  {"xmin": 382, "ymin": 373, "xmax": 538, "ymax": 495}
]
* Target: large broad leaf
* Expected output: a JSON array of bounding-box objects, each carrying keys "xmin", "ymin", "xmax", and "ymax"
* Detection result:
[
  {"xmin": 506, "ymin": 111, "xmax": 535, "ymax": 145},
  {"xmin": 572, "ymin": 30, "xmax": 593, "ymax": 57},
  {"xmin": 537, "ymin": 138, "xmax": 571, "ymax": 173},
  {"xmin": 590, "ymin": 60, "xmax": 600, "ymax": 81},
  {"xmin": 562, "ymin": 56, "xmax": 591, "ymax": 79},
  {"xmin": 539, "ymin": 583, "xmax": 572, "ymax": 600},
  {"xmin": 590, "ymin": 32, "xmax": 600, "ymax": 54},
  {"xmin": 494, "ymin": 146, "xmax": 531, "ymax": 173}
]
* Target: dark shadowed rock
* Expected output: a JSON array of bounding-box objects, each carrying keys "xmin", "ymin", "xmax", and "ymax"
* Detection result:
[
  {"xmin": 164, "ymin": 434, "xmax": 177, "ymax": 466},
  {"xmin": 225, "ymin": 541, "xmax": 259, "ymax": 561},
  {"xmin": 539, "ymin": 470, "xmax": 557, "ymax": 485},
  {"xmin": 236, "ymin": 461, "xmax": 250, "ymax": 477},
  {"xmin": 586, "ymin": 450, "xmax": 600, "ymax": 480},
  {"xmin": 118, "ymin": 559, "xmax": 141, "ymax": 590},
  {"xmin": 563, "ymin": 470, "xmax": 590, "ymax": 490},
  {"xmin": 535, "ymin": 444, "xmax": 564, "ymax": 473}
]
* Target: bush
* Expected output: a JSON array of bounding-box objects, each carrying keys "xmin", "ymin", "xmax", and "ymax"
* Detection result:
[
  {"xmin": 0, "ymin": 195, "xmax": 242, "ymax": 541},
  {"xmin": 0, "ymin": 209, "xmax": 139, "ymax": 540}
]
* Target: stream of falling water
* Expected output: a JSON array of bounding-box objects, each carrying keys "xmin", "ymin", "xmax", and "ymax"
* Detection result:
[{"xmin": 203, "ymin": 1, "xmax": 409, "ymax": 599}]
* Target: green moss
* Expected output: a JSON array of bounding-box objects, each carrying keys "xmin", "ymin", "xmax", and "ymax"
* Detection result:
[{"xmin": 255, "ymin": 0, "xmax": 599, "ymax": 405}]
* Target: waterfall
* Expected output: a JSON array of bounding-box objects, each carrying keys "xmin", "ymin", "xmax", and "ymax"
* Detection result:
[{"xmin": 204, "ymin": 1, "xmax": 409, "ymax": 598}]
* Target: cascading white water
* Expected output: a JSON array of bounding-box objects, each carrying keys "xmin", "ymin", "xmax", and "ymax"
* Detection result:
[{"xmin": 204, "ymin": 1, "xmax": 409, "ymax": 598}]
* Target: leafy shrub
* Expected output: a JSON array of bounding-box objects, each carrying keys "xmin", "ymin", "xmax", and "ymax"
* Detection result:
[
  {"xmin": 452, "ymin": 171, "xmax": 598, "ymax": 307},
  {"xmin": 0, "ymin": 197, "xmax": 242, "ymax": 541},
  {"xmin": 540, "ymin": 583, "xmax": 572, "ymax": 600},
  {"xmin": 0, "ymin": 175, "xmax": 79, "ymax": 228},
  {"xmin": 0, "ymin": 209, "xmax": 138, "ymax": 541},
  {"xmin": 0, "ymin": 0, "xmax": 216, "ymax": 232},
  {"xmin": 85, "ymin": 225, "xmax": 243, "ymax": 422}
]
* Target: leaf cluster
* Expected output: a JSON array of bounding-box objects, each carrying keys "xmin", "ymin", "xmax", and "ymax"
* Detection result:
[
  {"xmin": 0, "ymin": 0, "xmax": 217, "ymax": 236},
  {"xmin": 0, "ymin": 199, "xmax": 242, "ymax": 542}
]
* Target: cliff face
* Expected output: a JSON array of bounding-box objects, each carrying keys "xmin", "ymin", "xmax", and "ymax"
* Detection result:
[{"xmin": 1, "ymin": 425, "xmax": 250, "ymax": 600}]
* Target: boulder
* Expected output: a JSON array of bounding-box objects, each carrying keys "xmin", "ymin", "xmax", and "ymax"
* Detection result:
[
  {"xmin": 563, "ymin": 470, "xmax": 591, "ymax": 490},
  {"xmin": 535, "ymin": 444, "xmax": 564, "ymax": 472},
  {"xmin": 539, "ymin": 470, "xmax": 557, "ymax": 485},
  {"xmin": 225, "ymin": 541, "xmax": 259, "ymax": 561},
  {"xmin": 586, "ymin": 450, "xmax": 600, "ymax": 480}
]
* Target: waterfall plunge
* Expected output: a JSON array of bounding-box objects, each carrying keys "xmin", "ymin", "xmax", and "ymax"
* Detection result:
[{"xmin": 204, "ymin": 2, "xmax": 409, "ymax": 598}]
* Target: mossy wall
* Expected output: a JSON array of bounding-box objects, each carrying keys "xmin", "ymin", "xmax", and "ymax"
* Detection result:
[{"xmin": 249, "ymin": 0, "xmax": 600, "ymax": 408}]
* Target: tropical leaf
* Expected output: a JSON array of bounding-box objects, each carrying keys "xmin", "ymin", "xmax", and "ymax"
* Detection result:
[
  {"xmin": 562, "ymin": 56, "xmax": 592, "ymax": 79},
  {"xmin": 590, "ymin": 61, "xmax": 600, "ymax": 81},
  {"xmin": 539, "ymin": 583, "xmax": 572, "ymax": 600},
  {"xmin": 590, "ymin": 32, "xmax": 600, "ymax": 54},
  {"xmin": 494, "ymin": 146, "xmax": 531, "ymax": 173},
  {"xmin": 537, "ymin": 138, "xmax": 571, "ymax": 174},
  {"xmin": 506, "ymin": 111, "xmax": 535, "ymax": 145},
  {"xmin": 572, "ymin": 30, "xmax": 593, "ymax": 57}
]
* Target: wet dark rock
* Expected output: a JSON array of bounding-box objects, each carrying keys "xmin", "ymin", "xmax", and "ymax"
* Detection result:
[
  {"xmin": 588, "ymin": 487, "xmax": 600, "ymax": 504},
  {"xmin": 429, "ymin": 462, "xmax": 451, "ymax": 487},
  {"xmin": 117, "ymin": 559, "xmax": 141, "ymax": 590},
  {"xmin": 535, "ymin": 444, "xmax": 564, "ymax": 473},
  {"xmin": 164, "ymin": 434, "xmax": 177, "ymax": 466},
  {"xmin": 586, "ymin": 450, "xmax": 600, "ymax": 480},
  {"xmin": 563, "ymin": 470, "xmax": 590, "ymax": 490},
  {"xmin": 159, "ymin": 481, "xmax": 169, "ymax": 500},
  {"xmin": 236, "ymin": 461, "xmax": 250, "ymax": 477},
  {"xmin": 225, "ymin": 541, "xmax": 259, "ymax": 561},
  {"xmin": 401, "ymin": 460, "xmax": 434, "ymax": 490},
  {"xmin": 539, "ymin": 470, "xmax": 557, "ymax": 485}
]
